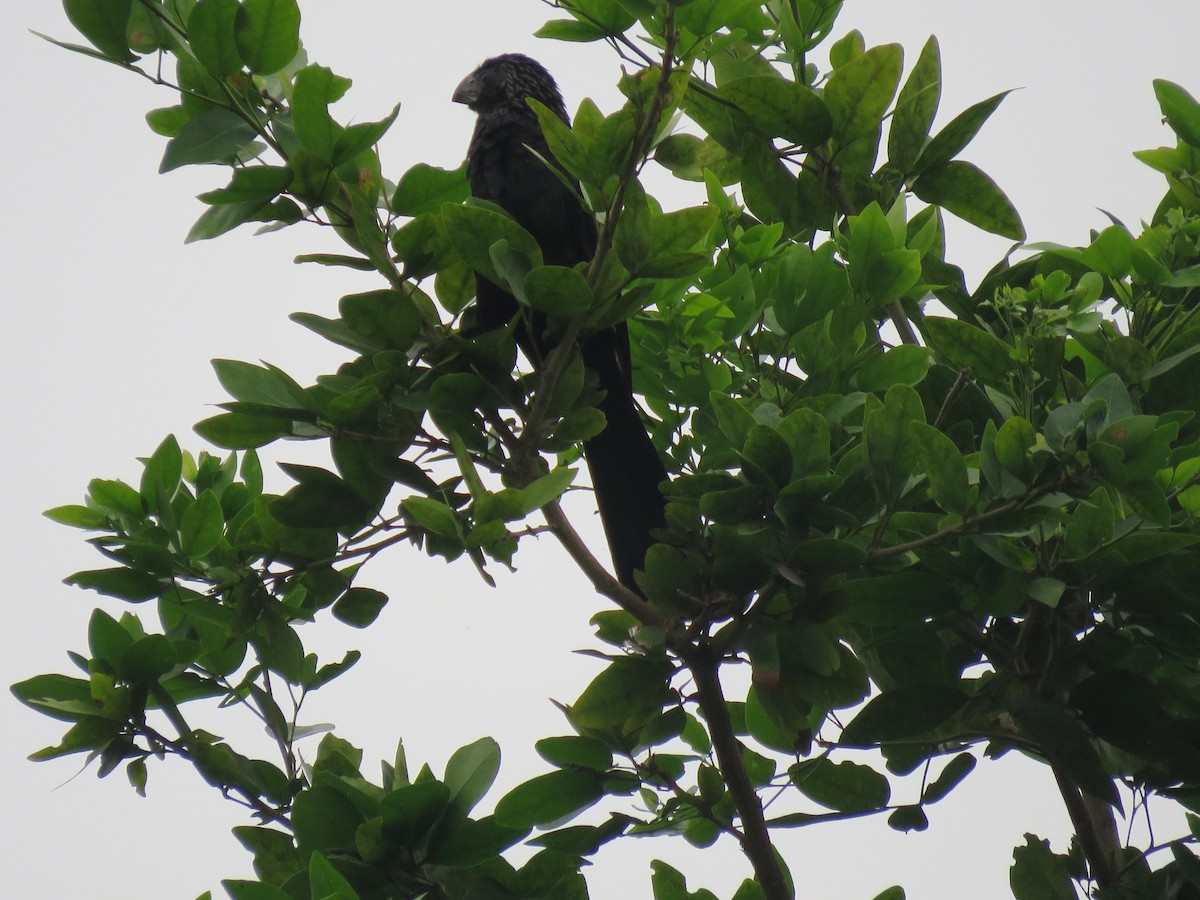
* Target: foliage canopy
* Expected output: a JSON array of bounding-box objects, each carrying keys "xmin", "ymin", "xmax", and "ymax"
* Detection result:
[{"xmin": 17, "ymin": 1, "xmax": 1200, "ymax": 898}]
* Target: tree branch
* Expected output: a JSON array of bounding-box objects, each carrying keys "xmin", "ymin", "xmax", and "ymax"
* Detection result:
[{"xmin": 684, "ymin": 646, "xmax": 790, "ymax": 900}]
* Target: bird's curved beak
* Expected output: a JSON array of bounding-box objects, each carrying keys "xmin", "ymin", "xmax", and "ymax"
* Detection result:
[{"xmin": 452, "ymin": 73, "xmax": 479, "ymax": 108}]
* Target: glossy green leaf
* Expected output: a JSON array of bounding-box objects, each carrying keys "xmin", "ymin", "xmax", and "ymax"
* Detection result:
[
  {"xmin": 195, "ymin": 413, "xmax": 290, "ymax": 449},
  {"xmin": 523, "ymin": 265, "xmax": 592, "ymax": 316},
  {"xmin": 188, "ymin": 0, "xmax": 242, "ymax": 76},
  {"xmin": 293, "ymin": 785, "xmax": 363, "ymax": 853},
  {"xmin": 569, "ymin": 657, "xmax": 675, "ymax": 734},
  {"xmin": 234, "ymin": 0, "xmax": 300, "ymax": 75},
  {"xmin": 339, "ymin": 289, "xmax": 421, "ymax": 350},
  {"xmin": 140, "ymin": 434, "xmax": 183, "ymax": 511},
  {"xmin": 824, "ymin": 43, "xmax": 903, "ymax": 143},
  {"xmin": 923, "ymin": 316, "xmax": 1013, "ymax": 383},
  {"xmin": 889, "ymin": 36, "xmax": 940, "ymax": 172},
  {"xmin": 495, "ymin": 769, "xmax": 605, "ymax": 829},
  {"xmin": 912, "ymin": 422, "xmax": 969, "ymax": 515},
  {"xmin": 332, "ymin": 588, "xmax": 388, "ymax": 628},
  {"xmin": 1010, "ymin": 834, "xmax": 1076, "ymax": 900},
  {"xmin": 913, "ymin": 161, "xmax": 1025, "ymax": 240},
  {"xmin": 1154, "ymin": 79, "xmax": 1200, "ymax": 147},
  {"xmin": 392, "ymin": 163, "xmax": 470, "ymax": 217},
  {"xmin": 855, "ymin": 345, "xmax": 933, "ymax": 391},
  {"xmin": 842, "ymin": 684, "xmax": 967, "ymax": 744},
  {"xmin": 921, "ymin": 752, "xmax": 976, "ymax": 804},
  {"xmin": 864, "ymin": 384, "xmax": 925, "ymax": 500},
  {"xmin": 536, "ymin": 736, "xmax": 613, "ymax": 771},
  {"xmin": 66, "ymin": 568, "xmax": 163, "ymax": 602},
  {"xmin": 720, "ymin": 75, "xmax": 832, "ymax": 145},
  {"xmin": 179, "ymin": 490, "xmax": 224, "ymax": 557},
  {"xmin": 790, "ymin": 758, "xmax": 890, "ymax": 812},
  {"xmin": 442, "ymin": 201, "xmax": 543, "ymax": 286},
  {"xmin": 535, "ymin": 19, "xmax": 607, "ymax": 42},
  {"xmin": 159, "ymin": 108, "xmax": 257, "ymax": 172},
  {"xmin": 381, "ymin": 781, "xmax": 450, "ymax": 843},
  {"xmin": 292, "ymin": 65, "xmax": 349, "ymax": 161},
  {"xmin": 444, "ymin": 737, "xmax": 501, "ymax": 818},
  {"xmin": 64, "ymin": 0, "xmax": 135, "ymax": 62},
  {"xmin": 308, "ymin": 850, "xmax": 360, "ymax": 899},
  {"xmin": 916, "ymin": 91, "xmax": 1011, "ymax": 174}
]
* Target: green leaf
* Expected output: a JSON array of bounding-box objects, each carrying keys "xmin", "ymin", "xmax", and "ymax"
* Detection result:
[
  {"xmin": 89, "ymin": 478, "xmax": 144, "ymax": 517},
  {"xmin": 913, "ymin": 161, "xmax": 1025, "ymax": 240},
  {"xmin": 44, "ymin": 504, "xmax": 109, "ymax": 529},
  {"xmin": 309, "ymin": 851, "xmax": 361, "ymax": 900},
  {"xmin": 293, "ymin": 785, "xmax": 363, "ymax": 853},
  {"xmin": 179, "ymin": 490, "xmax": 224, "ymax": 557},
  {"xmin": 333, "ymin": 103, "xmax": 400, "ymax": 165},
  {"xmin": 381, "ymin": 781, "xmax": 450, "ymax": 843},
  {"xmin": 1010, "ymin": 834, "xmax": 1076, "ymax": 900},
  {"xmin": 916, "ymin": 91, "xmax": 1011, "ymax": 174},
  {"xmin": 198, "ymin": 166, "xmax": 293, "ymax": 204},
  {"xmin": 535, "ymin": 19, "xmax": 607, "ymax": 42},
  {"xmin": 790, "ymin": 758, "xmax": 890, "ymax": 812},
  {"xmin": 64, "ymin": 0, "xmax": 135, "ymax": 62},
  {"xmin": 887, "ymin": 805, "xmax": 929, "ymax": 832},
  {"xmin": 536, "ymin": 736, "xmax": 613, "ymax": 771},
  {"xmin": 185, "ymin": 200, "xmax": 275, "ymax": 242},
  {"xmin": 273, "ymin": 466, "xmax": 375, "ymax": 531},
  {"xmin": 66, "ymin": 568, "xmax": 163, "ymax": 602},
  {"xmin": 146, "ymin": 105, "xmax": 190, "ymax": 137},
  {"xmin": 523, "ymin": 266, "xmax": 592, "ymax": 316},
  {"xmin": 213, "ymin": 359, "xmax": 312, "ymax": 410},
  {"xmin": 864, "ymin": 384, "xmax": 925, "ymax": 501},
  {"xmin": 89, "ymin": 609, "xmax": 134, "ymax": 668},
  {"xmin": 195, "ymin": 413, "xmax": 290, "ymax": 449},
  {"xmin": 921, "ymin": 752, "xmax": 976, "ymax": 804},
  {"xmin": 824, "ymin": 43, "xmax": 903, "ymax": 144},
  {"xmin": 295, "ymin": 253, "xmax": 374, "ymax": 271},
  {"xmin": 923, "ymin": 316, "xmax": 1013, "ymax": 382},
  {"xmin": 719, "ymin": 75, "xmax": 832, "ymax": 145},
  {"xmin": 222, "ymin": 882, "xmax": 291, "ymax": 900},
  {"xmin": 569, "ymin": 657, "xmax": 675, "ymax": 734},
  {"xmin": 994, "ymin": 416, "xmax": 1036, "ymax": 483},
  {"xmin": 11, "ymin": 674, "xmax": 100, "ymax": 723},
  {"xmin": 889, "ymin": 36, "xmax": 940, "ymax": 173},
  {"xmin": 709, "ymin": 391, "xmax": 756, "ymax": 446},
  {"xmin": 442, "ymin": 202, "xmax": 543, "ymax": 286},
  {"xmin": 912, "ymin": 422, "xmax": 969, "ymax": 515},
  {"xmin": 392, "ymin": 163, "xmax": 470, "ymax": 217},
  {"xmin": 234, "ymin": 0, "xmax": 300, "ymax": 75},
  {"xmin": 140, "ymin": 434, "xmax": 183, "ymax": 511},
  {"xmin": 1154, "ymin": 79, "xmax": 1200, "ymax": 147},
  {"xmin": 403, "ymin": 497, "xmax": 461, "ymax": 539},
  {"xmin": 519, "ymin": 468, "xmax": 577, "ymax": 514},
  {"xmin": 855, "ymin": 345, "xmax": 932, "ymax": 391},
  {"xmin": 292, "ymin": 65, "xmax": 350, "ymax": 162},
  {"xmin": 841, "ymin": 684, "xmax": 967, "ymax": 744},
  {"xmin": 444, "ymin": 736, "xmax": 501, "ymax": 818},
  {"xmin": 188, "ymin": 0, "xmax": 243, "ymax": 76},
  {"xmin": 160, "ymin": 108, "xmax": 258, "ymax": 172},
  {"xmin": 332, "ymin": 588, "xmax": 388, "ymax": 628},
  {"xmin": 122, "ymin": 635, "xmax": 177, "ymax": 682},
  {"xmin": 339, "ymin": 289, "xmax": 421, "ymax": 350},
  {"xmin": 495, "ymin": 769, "xmax": 605, "ymax": 829}
]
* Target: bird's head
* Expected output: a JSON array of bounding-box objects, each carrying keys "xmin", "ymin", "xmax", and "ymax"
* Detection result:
[{"xmin": 452, "ymin": 54, "xmax": 569, "ymax": 122}]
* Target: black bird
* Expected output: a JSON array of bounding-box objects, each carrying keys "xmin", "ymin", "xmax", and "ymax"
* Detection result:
[{"xmin": 453, "ymin": 53, "xmax": 668, "ymax": 593}]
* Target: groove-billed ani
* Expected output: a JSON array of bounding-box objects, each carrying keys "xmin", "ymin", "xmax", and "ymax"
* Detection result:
[{"xmin": 453, "ymin": 53, "xmax": 667, "ymax": 592}]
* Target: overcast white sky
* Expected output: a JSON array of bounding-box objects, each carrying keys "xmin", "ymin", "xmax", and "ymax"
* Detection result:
[{"xmin": 4, "ymin": 1, "xmax": 1199, "ymax": 897}]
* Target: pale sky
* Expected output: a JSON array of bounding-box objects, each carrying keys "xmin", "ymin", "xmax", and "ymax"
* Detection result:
[{"xmin": 4, "ymin": 1, "xmax": 1199, "ymax": 897}]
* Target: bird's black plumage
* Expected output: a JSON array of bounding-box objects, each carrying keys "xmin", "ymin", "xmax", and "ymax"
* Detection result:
[{"xmin": 454, "ymin": 54, "xmax": 668, "ymax": 592}]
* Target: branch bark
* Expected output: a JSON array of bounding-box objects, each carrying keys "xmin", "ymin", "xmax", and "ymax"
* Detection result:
[{"xmin": 685, "ymin": 645, "xmax": 790, "ymax": 900}]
